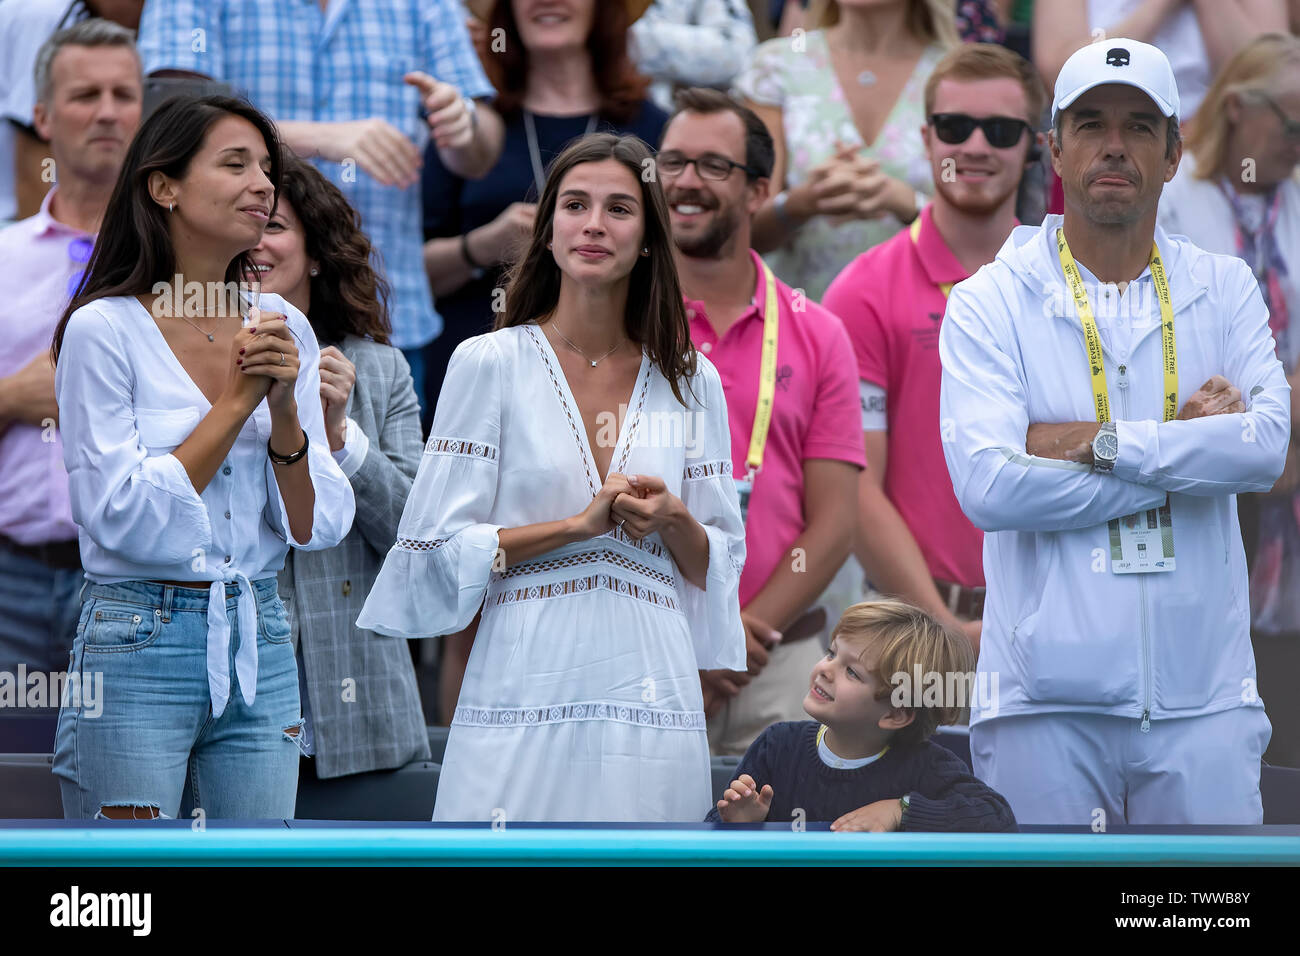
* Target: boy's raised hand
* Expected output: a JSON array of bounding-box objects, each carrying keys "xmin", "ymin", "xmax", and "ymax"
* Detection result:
[{"xmin": 716, "ymin": 773, "xmax": 773, "ymax": 823}]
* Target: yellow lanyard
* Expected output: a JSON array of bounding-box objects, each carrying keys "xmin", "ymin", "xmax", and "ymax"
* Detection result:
[
  {"xmin": 1055, "ymin": 229, "xmax": 1178, "ymax": 425},
  {"xmin": 909, "ymin": 215, "xmax": 953, "ymax": 299},
  {"xmin": 744, "ymin": 259, "xmax": 780, "ymax": 476}
]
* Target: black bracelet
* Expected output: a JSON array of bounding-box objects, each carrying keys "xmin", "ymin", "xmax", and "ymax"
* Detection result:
[
  {"xmin": 460, "ymin": 231, "xmax": 487, "ymax": 279},
  {"xmin": 268, "ymin": 432, "xmax": 309, "ymax": 466}
]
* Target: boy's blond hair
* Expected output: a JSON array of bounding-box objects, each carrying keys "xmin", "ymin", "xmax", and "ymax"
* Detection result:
[{"xmin": 830, "ymin": 600, "xmax": 975, "ymax": 749}]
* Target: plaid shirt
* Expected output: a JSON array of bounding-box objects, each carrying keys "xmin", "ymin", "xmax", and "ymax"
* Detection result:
[{"xmin": 137, "ymin": 0, "xmax": 494, "ymax": 350}]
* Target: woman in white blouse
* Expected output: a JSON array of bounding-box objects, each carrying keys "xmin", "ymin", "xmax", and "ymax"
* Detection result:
[
  {"xmin": 49, "ymin": 96, "xmax": 355, "ymax": 820},
  {"xmin": 358, "ymin": 133, "xmax": 747, "ymax": 822}
]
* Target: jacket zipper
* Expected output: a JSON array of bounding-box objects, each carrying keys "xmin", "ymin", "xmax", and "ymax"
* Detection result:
[{"xmin": 1116, "ymin": 361, "xmax": 1152, "ymax": 733}]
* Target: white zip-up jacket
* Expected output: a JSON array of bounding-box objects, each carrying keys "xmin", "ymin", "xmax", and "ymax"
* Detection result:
[{"xmin": 939, "ymin": 214, "xmax": 1290, "ymax": 727}]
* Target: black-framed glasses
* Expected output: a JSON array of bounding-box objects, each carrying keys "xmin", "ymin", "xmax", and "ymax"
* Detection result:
[
  {"xmin": 1253, "ymin": 92, "xmax": 1300, "ymax": 141},
  {"xmin": 930, "ymin": 113, "xmax": 1033, "ymax": 149},
  {"xmin": 656, "ymin": 150, "xmax": 758, "ymax": 181}
]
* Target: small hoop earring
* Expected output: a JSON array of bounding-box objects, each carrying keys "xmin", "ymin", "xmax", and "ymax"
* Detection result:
[
  {"xmin": 546, "ymin": 241, "xmax": 552, "ymax": 250},
  {"xmin": 168, "ymin": 202, "xmax": 175, "ymax": 212},
  {"xmin": 310, "ymin": 268, "xmax": 319, "ymax": 277},
  {"xmin": 641, "ymin": 247, "xmax": 649, "ymax": 257}
]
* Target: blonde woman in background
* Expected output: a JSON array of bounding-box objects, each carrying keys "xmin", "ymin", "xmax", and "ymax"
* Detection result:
[
  {"xmin": 1158, "ymin": 33, "xmax": 1300, "ymax": 768},
  {"xmin": 736, "ymin": 0, "xmax": 958, "ymax": 302}
]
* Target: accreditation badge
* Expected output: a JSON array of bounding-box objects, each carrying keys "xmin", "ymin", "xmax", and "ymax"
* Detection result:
[
  {"xmin": 1109, "ymin": 500, "xmax": 1176, "ymax": 573},
  {"xmin": 734, "ymin": 472, "xmax": 754, "ymax": 527}
]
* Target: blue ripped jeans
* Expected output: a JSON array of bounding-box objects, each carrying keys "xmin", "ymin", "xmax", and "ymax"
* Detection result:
[{"xmin": 53, "ymin": 578, "xmax": 303, "ymax": 820}]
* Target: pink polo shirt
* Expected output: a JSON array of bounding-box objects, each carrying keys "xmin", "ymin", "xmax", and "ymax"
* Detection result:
[
  {"xmin": 687, "ymin": 249, "xmax": 866, "ymax": 608},
  {"xmin": 823, "ymin": 204, "xmax": 984, "ymax": 588},
  {"xmin": 0, "ymin": 187, "xmax": 82, "ymax": 545}
]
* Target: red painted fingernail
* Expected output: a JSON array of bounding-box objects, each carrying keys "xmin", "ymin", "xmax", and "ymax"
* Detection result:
[
  {"xmin": 239, "ymin": 348, "xmax": 245, "ymax": 354},
  {"xmin": 237, "ymin": 359, "xmax": 242, "ymax": 365}
]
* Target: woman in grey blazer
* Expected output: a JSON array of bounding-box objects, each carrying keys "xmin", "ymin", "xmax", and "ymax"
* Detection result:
[{"xmin": 251, "ymin": 154, "xmax": 431, "ymax": 778}]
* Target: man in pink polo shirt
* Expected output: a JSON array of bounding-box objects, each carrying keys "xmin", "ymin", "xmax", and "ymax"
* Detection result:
[
  {"xmin": 0, "ymin": 20, "xmax": 141, "ymax": 673},
  {"xmin": 659, "ymin": 88, "xmax": 865, "ymax": 756},
  {"xmin": 823, "ymin": 44, "xmax": 1046, "ymax": 654}
]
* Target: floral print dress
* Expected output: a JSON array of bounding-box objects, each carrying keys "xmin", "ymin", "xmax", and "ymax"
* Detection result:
[{"xmin": 733, "ymin": 31, "xmax": 946, "ymax": 301}]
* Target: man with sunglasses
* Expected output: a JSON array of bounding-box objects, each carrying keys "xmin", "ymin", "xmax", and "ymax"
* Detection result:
[
  {"xmin": 824, "ymin": 44, "xmax": 1045, "ymax": 657},
  {"xmin": 938, "ymin": 39, "xmax": 1289, "ymax": 824},
  {"xmin": 659, "ymin": 87, "xmax": 865, "ymax": 756},
  {"xmin": 0, "ymin": 19, "xmax": 142, "ymax": 678}
]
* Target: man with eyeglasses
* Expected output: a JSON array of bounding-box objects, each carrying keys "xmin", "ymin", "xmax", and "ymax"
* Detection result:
[
  {"xmin": 0, "ymin": 19, "xmax": 142, "ymax": 677},
  {"xmin": 659, "ymin": 87, "xmax": 865, "ymax": 757},
  {"xmin": 823, "ymin": 44, "xmax": 1046, "ymax": 658},
  {"xmin": 939, "ymin": 39, "xmax": 1288, "ymax": 824}
]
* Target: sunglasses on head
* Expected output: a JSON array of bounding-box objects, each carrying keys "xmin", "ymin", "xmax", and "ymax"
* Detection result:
[{"xmin": 930, "ymin": 113, "xmax": 1033, "ymax": 149}]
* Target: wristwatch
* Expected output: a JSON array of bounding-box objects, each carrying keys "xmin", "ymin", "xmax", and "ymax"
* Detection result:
[
  {"xmin": 899, "ymin": 793, "xmax": 911, "ymax": 822},
  {"xmin": 1092, "ymin": 422, "xmax": 1119, "ymax": 473}
]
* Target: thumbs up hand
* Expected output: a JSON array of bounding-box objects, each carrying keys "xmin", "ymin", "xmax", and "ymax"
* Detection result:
[{"xmin": 405, "ymin": 71, "xmax": 476, "ymax": 151}]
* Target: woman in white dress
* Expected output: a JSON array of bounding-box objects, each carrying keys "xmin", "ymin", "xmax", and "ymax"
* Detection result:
[{"xmin": 358, "ymin": 133, "xmax": 747, "ymax": 821}]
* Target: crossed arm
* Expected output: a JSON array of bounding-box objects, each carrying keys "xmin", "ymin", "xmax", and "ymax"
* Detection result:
[{"xmin": 937, "ymin": 276, "xmax": 1291, "ymax": 533}]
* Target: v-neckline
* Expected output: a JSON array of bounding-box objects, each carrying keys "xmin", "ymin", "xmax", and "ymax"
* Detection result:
[
  {"xmin": 526, "ymin": 323, "xmax": 651, "ymax": 494},
  {"xmin": 821, "ymin": 32, "xmax": 930, "ymax": 151},
  {"xmin": 131, "ymin": 295, "xmax": 224, "ymax": 409}
]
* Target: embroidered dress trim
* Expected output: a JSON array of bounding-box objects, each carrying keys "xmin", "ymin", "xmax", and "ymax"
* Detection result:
[
  {"xmin": 604, "ymin": 524, "xmax": 667, "ymax": 559},
  {"xmin": 424, "ymin": 436, "xmax": 500, "ymax": 462},
  {"xmin": 499, "ymin": 547, "xmax": 676, "ymax": 589},
  {"xmin": 490, "ymin": 572, "xmax": 679, "ymax": 610},
  {"xmin": 395, "ymin": 536, "xmax": 450, "ymax": 552},
  {"xmin": 524, "ymin": 324, "xmax": 599, "ymax": 494},
  {"xmin": 683, "ymin": 459, "xmax": 733, "ymax": 481},
  {"xmin": 454, "ymin": 700, "xmax": 706, "ymax": 731}
]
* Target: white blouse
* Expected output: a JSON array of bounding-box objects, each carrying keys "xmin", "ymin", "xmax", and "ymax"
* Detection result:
[{"xmin": 54, "ymin": 291, "xmax": 355, "ymax": 716}]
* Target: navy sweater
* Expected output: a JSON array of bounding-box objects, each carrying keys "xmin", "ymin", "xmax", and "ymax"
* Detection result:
[{"xmin": 704, "ymin": 721, "xmax": 1017, "ymax": 831}]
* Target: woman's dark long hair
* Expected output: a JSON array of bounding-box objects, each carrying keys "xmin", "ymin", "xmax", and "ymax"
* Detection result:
[
  {"xmin": 485, "ymin": 0, "xmax": 651, "ymax": 123},
  {"xmin": 495, "ymin": 132, "xmax": 697, "ymax": 407},
  {"xmin": 277, "ymin": 153, "xmax": 392, "ymax": 346},
  {"xmin": 51, "ymin": 95, "xmax": 283, "ymax": 362}
]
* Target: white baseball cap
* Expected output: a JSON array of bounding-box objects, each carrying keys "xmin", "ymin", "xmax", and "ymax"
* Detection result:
[{"xmin": 1052, "ymin": 38, "xmax": 1180, "ymax": 123}]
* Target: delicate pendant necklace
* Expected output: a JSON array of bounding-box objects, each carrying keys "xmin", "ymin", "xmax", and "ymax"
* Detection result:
[
  {"xmin": 177, "ymin": 313, "xmax": 220, "ymax": 342},
  {"xmin": 857, "ymin": 70, "xmax": 877, "ymax": 86},
  {"xmin": 551, "ymin": 322, "xmax": 621, "ymax": 367}
]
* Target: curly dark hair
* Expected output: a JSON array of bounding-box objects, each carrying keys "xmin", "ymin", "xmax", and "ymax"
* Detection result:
[{"xmin": 276, "ymin": 152, "xmax": 392, "ymax": 346}]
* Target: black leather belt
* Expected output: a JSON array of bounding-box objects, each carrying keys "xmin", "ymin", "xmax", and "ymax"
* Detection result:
[
  {"xmin": 934, "ymin": 577, "xmax": 985, "ymax": 620},
  {"xmin": 0, "ymin": 532, "xmax": 82, "ymax": 571}
]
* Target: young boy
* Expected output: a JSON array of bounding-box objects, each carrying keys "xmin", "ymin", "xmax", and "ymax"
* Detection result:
[{"xmin": 706, "ymin": 601, "xmax": 1017, "ymax": 831}]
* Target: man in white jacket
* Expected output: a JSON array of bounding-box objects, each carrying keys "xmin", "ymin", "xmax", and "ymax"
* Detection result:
[{"xmin": 939, "ymin": 39, "xmax": 1290, "ymax": 825}]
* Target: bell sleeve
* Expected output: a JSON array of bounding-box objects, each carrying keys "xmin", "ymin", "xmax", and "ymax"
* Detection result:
[
  {"xmin": 676, "ymin": 356, "xmax": 747, "ymax": 672},
  {"xmin": 356, "ymin": 333, "xmax": 504, "ymax": 638}
]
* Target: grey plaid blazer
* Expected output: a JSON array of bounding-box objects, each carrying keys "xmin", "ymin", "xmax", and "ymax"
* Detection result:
[{"xmin": 278, "ymin": 334, "xmax": 431, "ymax": 778}]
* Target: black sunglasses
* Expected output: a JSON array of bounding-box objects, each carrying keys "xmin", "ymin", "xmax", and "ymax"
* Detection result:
[{"xmin": 930, "ymin": 113, "xmax": 1033, "ymax": 149}]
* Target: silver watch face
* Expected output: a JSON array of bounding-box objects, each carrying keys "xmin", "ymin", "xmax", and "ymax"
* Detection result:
[{"xmin": 1095, "ymin": 431, "xmax": 1119, "ymax": 461}]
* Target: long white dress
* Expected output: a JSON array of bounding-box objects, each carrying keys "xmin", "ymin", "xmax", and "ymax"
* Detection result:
[{"xmin": 357, "ymin": 323, "xmax": 747, "ymax": 821}]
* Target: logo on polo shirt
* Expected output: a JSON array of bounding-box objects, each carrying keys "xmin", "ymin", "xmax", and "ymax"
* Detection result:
[
  {"xmin": 775, "ymin": 364, "xmax": 793, "ymax": 392},
  {"xmin": 1106, "ymin": 47, "xmax": 1130, "ymax": 67}
]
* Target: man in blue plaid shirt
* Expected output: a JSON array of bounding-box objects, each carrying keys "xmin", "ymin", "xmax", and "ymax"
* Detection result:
[{"xmin": 136, "ymin": 0, "xmax": 504, "ymax": 414}]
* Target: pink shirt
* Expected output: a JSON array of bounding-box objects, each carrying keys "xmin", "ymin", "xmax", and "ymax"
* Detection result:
[
  {"xmin": 0, "ymin": 188, "xmax": 82, "ymax": 544},
  {"xmin": 687, "ymin": 250, "xmax": 866, "ymax": 607},
  {"xmin": 824, "ymin": 204, "xmax": 984, "ymax": 587}
]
